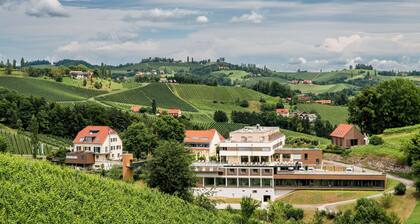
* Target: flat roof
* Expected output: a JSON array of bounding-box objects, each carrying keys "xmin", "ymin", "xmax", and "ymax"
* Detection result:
[{"xmin": 230, "ymin": 125, "xmax": 280, "ymax": 134}]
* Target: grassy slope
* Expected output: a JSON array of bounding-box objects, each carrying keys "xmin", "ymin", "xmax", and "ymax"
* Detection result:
[
  {"xmin": 280, "ymin": 129, "xmax": 330, "ymax": 148},
  {"xmin": 212, "ymin": 70, "xmax": 249, "ymax": 81},
  {"xmin": 350, "ymin": 124, "xmax": 420, "ymax": 161},
  {"xmin": 0, "ymin": 154, "xmax": 232, "ymax": 223},
  {"xmin": 290, "ymin": 83, "xmax": 355, "ymax": 94},
  {"xmin": 406, "ymin": 199, "xmax": 420, "ymax": 224},
  {"xmin": 0, "ymin": 76, "xmax": 106, "ymax": 101},
  {"xmin": 279, "ymin": 190, "xmax": 378, "ymax": 205},
  {"xmin": 170, "ymin": 83, "xmax": 275, "ymax": 113},
  {"xmin": 96, "ymin": 83, "xmax": 197, "ymax": 112},
  {"xmin": 296, "ymin": 103, "xmax": 348, "ymax": 125},
  {"xmin": 60, "ymin": 77, "xmax": 124, "ymax": 91}
]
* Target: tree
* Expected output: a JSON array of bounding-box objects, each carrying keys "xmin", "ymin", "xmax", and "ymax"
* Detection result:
[
  {"xmin": 152, "ymin": 116, "xmax": 185, "ymax": 142},
  {"xmin": 0, "ymin": 136, "xmax": 8, "ymax": 153},
  {"xmin": 151, "ymin": 99, "xmax": 157, "ymax": 114},
  {"xmin": 121, "ymin": 122, "xmax": 157, "ymax": 159},
  {"xmin": 240, "ymin": 100, "xmax": 249, "ymax": 107},
  {"xmin": 276, "ymin": 100, "xmax": 285, "ymax": 109},
  {"xmin": 348, "ymin": 79, "xmax": 420, "ymax": 134},
  {"xmin": 213, "ymin": 110, "xmax": 228, "ymax": 122},
  {"xmin": 20, "ymin": 57, "xmax": 25, "ymax": 69},
  {"xmin": 405, "ymin": 133, "xmax": 420, "ymax": 165},
  {"xmin": 5, "ymin": 59, "xmax": 12, "ymax": 75},
  {"xmin": 144, "ymin": 141, "xmax": 195, "ymax": 201},
  {"xmin": 240, "ymin": 197, "xmax": 260, "ymax": 224},
  {"xmin": 83, "ymin": 79, "xmax": 87, "ymax": 87},
  {"xmin": 12, "ymin": 59, "xmax": 16, "ymax": 69},
  {"xmin": 394, "ymin": 183, "xmax": 406, "ymax": 195},
  {"xmin": 28, "ymin": 115, "xmax": 39, "ymax": 159}
]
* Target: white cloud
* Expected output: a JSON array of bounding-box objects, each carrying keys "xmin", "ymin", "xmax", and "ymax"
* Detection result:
[
  {"xmin": 124, "ymin": 8, "xmax": 201, "ymax": 22},
  {"xmin": 231, "ymin": 11, "xmax": 263, "ymax": 23},
  {"xmin": 25, "ymin": 0, "xmax": 68, "ymax": 17},
  {"xmin": 322, "ymin": 34, "xmax": 362, "ymax": 52},
  {"xmin": 369, "ymin": 58, "xmax": 408, "ymax": 70},
  {"xmin": 57, "ymin": 40, "xmax": 158, "ymax": 53},
  {"xmin": 289, "ymin": 57, "xmax": 307, "ymax": 65},
  {"xmin": 346, "ymin": 57, "xmax": 363, "ymax": 67},
  {"xmin": 196, "ymin": 15, "xmax": 208, "ymax": 23}
]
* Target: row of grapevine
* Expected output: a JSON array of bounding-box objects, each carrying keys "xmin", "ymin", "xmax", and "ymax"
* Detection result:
[
  {"xmin": 193, "ymin": 122, "xmax": 245, "ymax": 137},
  {"xmin": 0, "ymin": 154, "xmax": 234, "ymax": 223},
  {"xmin": 0, "ymin": 129, "xmax": 56, "ymax": 155},
  {"xmin": 0, "ymin": 76, "xmax": 106, "ymax": 102},
  {"xmin": 97, "ymin": 83, "xmax": 197, "ymax": 111}
]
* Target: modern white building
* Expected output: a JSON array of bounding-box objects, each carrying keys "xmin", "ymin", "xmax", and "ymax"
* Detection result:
[
  {"xmin": 184, "ymin": 129, "xmax": 224, "ymax": 161},
  {"xmin": 68, "ymin": 126, "xmax": 123, "ymax": 170}
]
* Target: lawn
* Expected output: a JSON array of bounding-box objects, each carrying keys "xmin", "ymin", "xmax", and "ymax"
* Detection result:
[
  {"xmin": 96, "ymin": 83, "xmax": 197, "ymax": 111},
  {"xmin": 336, "ymin": 188, "xmax": 418, "ymax": 223},
  {"xmin": 0, "ymin": 75, "xmax": 106, "ymax": 101},
  {"xmin": 296, "ymin": 103, "xmax": 348, "ymax": 125},
  {"xmin": 278, "ymin": 190, "xmax": 378, "ymax": 205},
  {"xmin": 290, "ymin": 83, "xmax": 356, "ymax": 94},
  {"xmin": 213, "ymin": 70, "xmax": 249, "ymax": 81},
  {"xmin": 350, "ymin": 124, "xmax": 420, "ymax": 162},
  {"xmin": 60, "ymin": 77, "xmax": 124, "ymax": 91},
  {"xmin": 280, "ymin": 128, "xmax": 330, "ymax": 148}
]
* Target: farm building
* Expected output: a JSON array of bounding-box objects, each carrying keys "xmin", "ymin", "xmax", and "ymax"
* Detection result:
[
  {"xmin": 330, "ymin": 124, "xmax": 367, "ymax": 148},
  {"xmin": 130, "ymin": 105, "xmax": 141, "ymax": 113},
  {"xmin": 69, "ymin": 70, "xmax": 92, "ymax": 79},
  {"xmin": 314, "ymin": 100, "xmax": 332, "ymax": 105},
  {"xmin": 184, "ymin": 129, "xmax": 224, "ymax": 161}
]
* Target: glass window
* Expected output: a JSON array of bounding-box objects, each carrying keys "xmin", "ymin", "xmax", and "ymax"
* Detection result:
[
  {"xmin": 251, "ymin": 169, "xmax": 259, "ymax": 175},
  {"xmin": 216, "ymin": 178, "xmax": 226, "ymax": 186},
  {"xmin": 262, "ymin": 179, "xmax": 272, "ymax": 187},
  {"xmin": 240, "ymin": 169, "xmax": 247, "ymax": 174},
  {"xmin": 239, "ymin": 178, "xmax": 249, "ymax": 187},
  {"xmin": 204, "ymin": 178, "xmax": 215, "ymax": 186},
  {"xmin": 227, "ymin": 178, "xmax": 237, "ymax": 186},
  {"xmin": 241, "ymin": 156, "xmax": 249, "ymax": 163},
  {"xmin": 93, "ymin": 147, "xmax": 100, "ymax": 153},
  {"xmin": 250, "ymin": 178, "xmax": 261, "ymax": 187},
  {"xmin": 283, "ymin": 154, "xmax": 290, "ymax": 159}
]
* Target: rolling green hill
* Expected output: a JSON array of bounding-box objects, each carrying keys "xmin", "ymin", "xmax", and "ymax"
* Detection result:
[
  {"xmin": 0, "ymin": 76, "xmax": 106, "ymax": 101},
  {"xmin": 297, "ymin": 103, "xmax": 348, "ymax": 125},
  {"xmin": 290, "ymin": 83, "xmax": 356, "ymax": 94},
  {"xmin": 170, "ymin": 83, "xmax": 275, "ymax": 112},
  {"xmin": 96, "ymin": 83, "xmax": 197, "ymax": 112},
  {"xmin": 0, "ymin": 154, "xmax": 232, "ymax": 223}
]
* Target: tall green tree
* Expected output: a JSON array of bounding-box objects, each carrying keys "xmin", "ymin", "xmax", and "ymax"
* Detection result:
[
  {"xmin": 28, "ymin": 115, "xmax": 39, "ymax": 159},
  {"xmin": 144, "ymin": 141, "xmax": 195, "ymax": 201},
  {"xmin": 348, "ymin": 79, "xmax": 420, "ymax": 134},
  {"xmin": 121, "ymin": 122, "xmax": 157, "ymax": 159},
  {"xmin": 152, "ymin": 116, "xmax": 185, "ymax": 142},
  {"xmin": 12, "ymin": 59, "xmax": 16, "ymax": 69},
  {"xmin": 5, "ymin": 59, "xmax": 12, "ymax": 75},
  {"xmin": 151, "ymin": 99, "xmax": 157, "ymax": 114},
  {"xmin": 20, "ymin": 57, "xmax": 25, "ymax": 69},
  {"xmin": 405, "ymin": 133, "xmax": 420, "ymax": 165}
]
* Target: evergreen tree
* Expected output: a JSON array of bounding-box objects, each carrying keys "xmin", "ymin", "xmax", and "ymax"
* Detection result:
[
  {"xmin": 20, "ymin": 57, "xmax": 25, "ymax": 69},
  {"xmin": 213, "ymin": 110, "xmax": 228, "ymax": 122},
  {"xmin": 151, "ymin": 99, "xmax": 157, "ymax": 114},
  {"xmin": 5, "ymin": 59, "xmax": 12, "ymax": 75},
  {"xmin": 12, "ymin": 59, "xmax": 16, "ymax": 69},
  {"xmin": 0, "ymin": 136, "xmax": 8, "ymax": 153}
]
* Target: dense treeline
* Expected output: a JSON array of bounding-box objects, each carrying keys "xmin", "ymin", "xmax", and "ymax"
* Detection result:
[
  {"xmin": 171, "ymin": 73, "xmax": 232, "ymax": 86},
  {"xmin": 0, "ymin": 88, "xmax": 135, "ymax": 138},
  {"xmin": 354, "ymin": 64, "xmax": 373, "ymax": 70},
  {"xmin": 251, "ymin": 80, "xmax": 298, "ymax": 98},
  {"xmin": 378, "ymin": 70, "xmax": 420, "ymax": 76},
  {"xmin": 348, "ymin": 79, "xmax": 420, "ymax": 134},
  {"xmin": 306, "ymin": 89, "xmax": 354, "ymax": 105},
  {"xmin": 231, "ymin": 111, "xmax": 333, "ymax": 138}
]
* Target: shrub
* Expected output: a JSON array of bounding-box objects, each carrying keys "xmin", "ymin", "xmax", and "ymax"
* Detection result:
[
  {"xmin": 239, "ymin": 100, "xmax": 249, "ymax": 107},
  {"xmin": 394, "ymin": 183, "xmax": 406, "ymax": 195},
  {"xmin": 380, "ymin": 193, "xmax": 394, "ymax": 208},
  {"xmin": 416, "ymin": 179, "xmax": 420, "ymax": 193},
  {"xmin": 213, "ymin": 110, "xmax": 228, "ymax": 122},
  {"xmin": 369, "ymin": 135, "xmax": 384, "ymax": 145},
  {"xmin": 55, "ymin": 76, "xmax": 63, "ymax": 82},
  {"xmin": 94, "ymin": 81, "xmax": 103, "ymax": 89}
]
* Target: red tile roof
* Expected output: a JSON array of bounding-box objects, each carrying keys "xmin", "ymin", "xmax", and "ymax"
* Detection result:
[
  {"xmin": 168, "ymin": 108, "xmax": 181, "ymax": 114},
  {"xmin": 184, "ymin": 129, "xmax": 224, "ymax": 143},
  {"xmin": 131, "ymin": 105, "xmax": 141, "ymax": 112},
  {"xmin": 330, "ymin": 124, "xmax": 354, "ymax": 138},
  {"xmin": 73, "ymin": 126, "xmax": 116, "ymax": 145},
  {"xmin": 276, "ymin": 108, "xmax": 289, "ymax": 114}
]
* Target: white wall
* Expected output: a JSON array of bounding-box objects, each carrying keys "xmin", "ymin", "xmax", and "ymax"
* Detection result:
[{"xmin": 194, "ymin": 187, "xmax": 275, "ymax": 202}]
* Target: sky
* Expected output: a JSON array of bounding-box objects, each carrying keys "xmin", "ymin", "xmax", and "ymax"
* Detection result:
[{"xmin": 1, "ymin": 0, "xmax": 420, "ymax": 71}]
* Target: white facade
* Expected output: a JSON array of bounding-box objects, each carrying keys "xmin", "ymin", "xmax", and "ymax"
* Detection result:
[
  {"xmin": 194, "ymin": 187, "xmax": 275, "ymax": 202},
  {"xmin": 72, "ymin": 132, "xmax": 123, "ymax": 170}
]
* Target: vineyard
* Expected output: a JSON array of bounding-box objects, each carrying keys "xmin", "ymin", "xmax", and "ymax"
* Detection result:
[
  {"xmin": 296, "ymin": 103, "xmax": 349, "ymax": 125},
  {"xmin": 194, "ymin": 122, "xmax": 246, "ymax": 137},
  {"xmin": 96, "ymin": 83, "xmax": 197, "ymax": 111},
  {"xmin": 0, "ymin": 76, "xmax": 106, "ymax": 101},
  {"xmin": 0, "ymin": 129, "xmax": 56, "ymax": 155},
  {"xmin": 0, "ymin": 154, "xmax": 233, "ymax": 223}
]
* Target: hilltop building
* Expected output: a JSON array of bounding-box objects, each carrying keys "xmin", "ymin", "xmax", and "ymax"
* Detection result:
[
  {"xmin": 69, "ymin": 70, "xmax": 92, "ymax": 79},
  {"xmin": 330, "ymin": 124, "xmax": 367, "ymax": 148},
  {"xmin": 66, "ymin": 126, "xmax": 123, "ymax": 170},
  {"xmin": 184, "ymin": 129, "xmax": 224, "ymax": 161},
  {"xmin": 276, "ymin": 108, "xmax": 290, "ymax": 117}
]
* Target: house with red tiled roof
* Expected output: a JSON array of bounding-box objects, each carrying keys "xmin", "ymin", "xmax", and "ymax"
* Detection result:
[
  {"xmin": 67, "ymin": 126, "xmax": 123, "ymax": 170},
  {"xmin": 314, "ymin": 100, "xmax": 332, "ymax": 105},
  {"xmin": 130, "ymin": 105, "xmax": 142, "ymax": 113},
  {"xmin": 330, "ymin": 124, "xmax": 366, "ymax": 148},
  {"xmin": 167, "ymin": 108, "xmax": 182, "ymax": 117},
  {"xmin": 184, "ymin": 129, "xmax": 224, "ymax": 161},
  {"xmin": 276, "ymin": 108, "xmax": 290, "ymax": 117}
]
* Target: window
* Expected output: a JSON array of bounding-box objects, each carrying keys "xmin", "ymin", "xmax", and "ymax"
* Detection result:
[
  {"xmin": 304, "ymin": 154, "xmax": 308, "ymax": 160},
  {"xmin": 116, "ymin": 145, "xmax": 121, "ymax": 150},
  {"xmin": 112, "ymin": 154, "xmax": 114, "ymax": 158},
  {"xmin": 240, "ymin": 169, "xmax": 247, "ymax": 174},
  {"xmin": 204, "ymin": 178, "xmax": 215, "ymax": 186},
  {"xmin": 263, "ymin": 169, "xmax": 271, "ymax": 174},
  {"xmin": 250, "ymin": 178, "xmax": 261, "ymax": 187},
  {"xmin": 350, "ymin": 139, "xmax": 358, "ymax": 146},
  {"xmin": 283, "ymin": 154, "xmax": 290, "ymax": 159},
  {"xmin": 241, "ymin": 156, "xmax": 249, "ymax": 163},
  {"xmin": 251, "ymin": 169, "xmax": 259, "ymax": 175},
  {"xmin": 76, "ymin": 146, "xmax": 81, "ymax": 151},
  {"xmin": 216, "ymin": 178, "xmax": 226, "ymax": 186},
  {"xmin": 228, "ymin": 169, "xmax": 236, "ymax": 174},
  {"xmin": 227, "ymin": 178, "xmax": 237, "ymax": 186},
  {"xmin": 262, "ymin": 179, "xmax": 272, "ymax": 187},
  {"xmin": 94, "ymin": 147, "xmax": 100, "ymax": 153},
  {"xmin": 117, "ymin": 153, "xmax": 120, "ymax": 158},
  {"xmin": 239, "ymin": 178, "xmax": 249, "ymax": 187},
  {"xmin": 241, "ymin": 136, "xmax": 248, "ymax": 142},
  {"xmin": 84, "ymin": 146, "xmax": 91, "ymax": 151}
]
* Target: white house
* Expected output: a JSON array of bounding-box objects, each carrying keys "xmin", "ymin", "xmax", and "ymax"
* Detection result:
[
  {"xmin": 70, "ymin": 126, "xmax": 123, "ymax": 170},
  {"xmin": 184, "ymin": 129, "xmax": 224, "ymax": 161}
]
